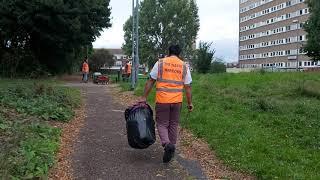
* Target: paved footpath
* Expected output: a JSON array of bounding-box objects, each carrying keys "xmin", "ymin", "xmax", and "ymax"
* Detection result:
[{"xmin": 67, "ymin": 83, "xmax": 206, "ymax": 180}]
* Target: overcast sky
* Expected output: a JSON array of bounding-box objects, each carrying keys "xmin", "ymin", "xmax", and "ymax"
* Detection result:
[{"xmin": 93, "ymin": 0, "xmax": 239, "ymax": 62}]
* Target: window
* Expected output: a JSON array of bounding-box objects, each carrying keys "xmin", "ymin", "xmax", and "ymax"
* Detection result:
[
  {"xmin": 286, "ymin": 38, "xmax": 291, "ymax": 43},
  {"xmin": 286, "ymin": 1, "xmax": 291, "ymax": 6},
  {"xmin": 286, "ymin": 13, "xmax": 291, "ymax": 19},
  {"xmin": 115, "ymin": 61, "xmax": 122, "ymax": 66},
  {"xmin": 299, "ymin": 23, "xmax": 304, "ymax": 28},
  {"xmin": 286, "ymin": 25, "xmax": 291, "ymax": 31}
]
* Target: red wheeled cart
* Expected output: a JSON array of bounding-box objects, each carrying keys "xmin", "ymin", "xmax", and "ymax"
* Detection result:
[
  {"xmin": 93, "ymin": 72, "xmax": 109, "ymax": 85},
  {"xmin": 96, "ymin": 75, "xmax": 109, "ymax": 85}
]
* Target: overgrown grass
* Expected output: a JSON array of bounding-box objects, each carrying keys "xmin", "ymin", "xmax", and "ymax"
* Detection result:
[
  {"xmin": 0, "ymin": 81, "xmax": 81, "ymax": 121},
  {"xmin": 0, "ymin": 79, "xmax": 81, "ymax": 179},
  {"xmin": 123, "ymin": 72, "xmax": 320, "ymax": 179}
]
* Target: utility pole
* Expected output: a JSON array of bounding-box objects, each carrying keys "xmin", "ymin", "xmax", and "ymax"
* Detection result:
[
  {"xmin": 131, "ymin": 0, "xmax": 135, "ymax": 90},
  {"xmin": 135, "ymin": 0, "xmax": 140, "ymax": 88},
  {"xmin": 131, "ymin": 0, "xmax": 140, "ymax": 90}
]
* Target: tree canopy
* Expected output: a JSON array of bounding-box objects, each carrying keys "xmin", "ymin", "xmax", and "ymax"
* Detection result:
[
  {"xmin": 90, "ymin": 49, "xmax": 114, "ymax": 72},
  {"xmin": 194, "ymin": 42, "xmax": 216, "ymax": 74},
  {"xmin": 0, "ymin": 0, "xmax": 111, "ymax": 77},
  {"xmin": 122, "ymin": 0, "xmax": 200, "ymax": 67},
  {"xmin": 304, "ymin": 0, "xmax": 320, "ymax": 60}
]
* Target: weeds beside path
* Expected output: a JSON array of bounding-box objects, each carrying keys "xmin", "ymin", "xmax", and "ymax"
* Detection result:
[{"xmin": 0, "ymin": 79, "xmax": 81, "ymax": 179}]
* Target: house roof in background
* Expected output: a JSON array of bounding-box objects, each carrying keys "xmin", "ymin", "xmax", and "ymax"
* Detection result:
[
  {"xmin": 106, "ymin": 48, "xmax": 123, "ymax": 55},
  {"xmin": 93, "ymin": 48, "xmax": 124, "ymax": 55}
]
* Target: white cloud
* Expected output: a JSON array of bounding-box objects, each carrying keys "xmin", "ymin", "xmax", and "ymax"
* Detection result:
[
  {"xmin": 93, "ymin": 0, "xmax": 131, "ymax": 48},
  {"xmin": 93, "ymin": 25, "xmax": 124, "ymax": 48},
  {"xmin": 93, "ymin": 0, "xmax": 239, "ymax": 62}
]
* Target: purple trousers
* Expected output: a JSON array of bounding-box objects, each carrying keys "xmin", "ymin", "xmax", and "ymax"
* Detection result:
[{"xmin": 155, "ymin": 103, "xmax": 182, "ymax": 146}]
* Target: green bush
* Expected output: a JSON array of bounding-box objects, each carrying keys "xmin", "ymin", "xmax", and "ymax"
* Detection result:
[{"xmin": 210, "ymin": 61, "xmax": 226, "ymax": 73}]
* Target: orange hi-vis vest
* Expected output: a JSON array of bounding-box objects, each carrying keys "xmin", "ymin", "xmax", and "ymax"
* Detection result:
[
  {"xmin": 82, "ymin": 62, "xmax": 89, "ymax": 73},
  {"xmin": 156, "ymin": 56, "xmax": 187, "ymax": 104},
  {"xmin": 126, "ymin": 63, "xmax": 132, "ymax": 74}
]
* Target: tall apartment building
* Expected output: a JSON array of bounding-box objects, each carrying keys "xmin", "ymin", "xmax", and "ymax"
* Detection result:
[{"xmin": 239, "ymin": 0, "xmax": 317, "ymax": 69}]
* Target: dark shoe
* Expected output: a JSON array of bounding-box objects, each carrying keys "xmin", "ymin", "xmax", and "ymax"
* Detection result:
[{"xmin": 163, "ymin": 144, "xmax": 175, "ymax": 163}]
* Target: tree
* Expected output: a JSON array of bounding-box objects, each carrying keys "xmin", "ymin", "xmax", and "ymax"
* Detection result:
[
  {"xmin": 193, "ymin": 42, "xmax": 216, "ymax": 74},
  {"xmin": 304, "ymin": 0, "xmax": 320, "ymax": 61},
  {"xmin": 122, "ymin": 0, "xmax": 200, "ymax": 68},
  {"xmin": 90, "ymin": 49, "xmax": 114, "ymax": 72},
  {"xmin": 0, "ymin": 0, "xmax": 111, "ymax": 76}
]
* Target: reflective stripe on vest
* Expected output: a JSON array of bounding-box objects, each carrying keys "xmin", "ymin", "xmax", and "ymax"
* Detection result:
[
  {"xmin": 156, "ymin": 88, "xmax": 184, "ymax": 93},
  {"xmin": 157, "ymin": 79, "xmax": 184, "ymax": 85},
  {"xmin": 156, "ymin": 57, "xmax": 187, "ymax": 103}
]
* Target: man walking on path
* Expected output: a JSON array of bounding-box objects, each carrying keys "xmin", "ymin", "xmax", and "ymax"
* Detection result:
[
  {"xmin": 141, "ymin": 45, "xmax": 193, "ymax": 163},
  {"xmin": 82, "ymin": 58, "xmax": 89, "ymax": 83}
]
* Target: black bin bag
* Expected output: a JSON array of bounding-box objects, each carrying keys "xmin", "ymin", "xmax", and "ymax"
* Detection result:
[{"xmin": 125, "ymin": 102, "xmax": 156, "ymax": 149}]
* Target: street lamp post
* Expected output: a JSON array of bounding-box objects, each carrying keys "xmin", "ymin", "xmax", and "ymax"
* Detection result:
[
  {"xmin": 135, "ymin": 0, "xmax": 140, "ymax": 87},
  {"xmin": 131, "ymin": 0, "xmax": 136, "ymax": 89},
  {"xmin": 131, "ymin": 0, "xmax": 140, "ymax": 90},
  {"xmin": 293, "ymin": 19, "xmax": 300, "ymax": 72}
]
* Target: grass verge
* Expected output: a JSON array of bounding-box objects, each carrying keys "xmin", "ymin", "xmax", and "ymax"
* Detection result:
[
  {"xmin": 120, "ymin": 72, "xmax": 320, "ymax": 179},
  {"xmin": 0, "ymin": 79, "xmax": 81, "ymax": 179}
]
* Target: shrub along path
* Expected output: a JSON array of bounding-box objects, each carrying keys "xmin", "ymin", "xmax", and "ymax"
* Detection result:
[{"xmin": 68, "ymin": 82, "xmax": 206, "ymax": 179}]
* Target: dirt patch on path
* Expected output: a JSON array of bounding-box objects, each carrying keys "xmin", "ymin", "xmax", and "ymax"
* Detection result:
[
  {"xmin": 178, "ymin": 128, "xmax": 254, "ymax": 180},
  {"xmin": 48, "ymin": 89, "xmax": 86, "ymax": 180},
  {"xmin": 110, "ymin": 84, "xmax": 255, "ymax": 180}
]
